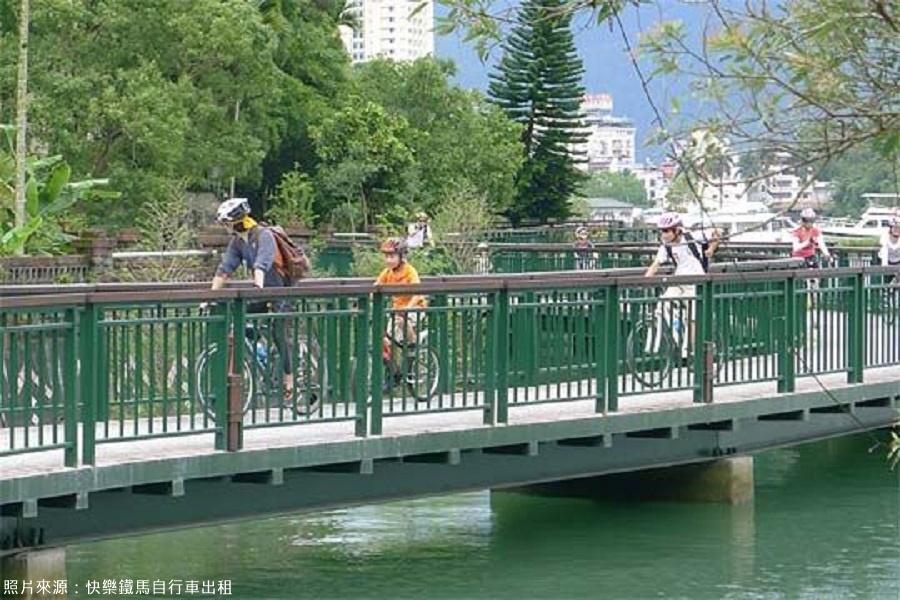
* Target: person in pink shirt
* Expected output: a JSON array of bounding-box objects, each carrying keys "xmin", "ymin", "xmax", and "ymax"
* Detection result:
[{"xmin": 791, "ymin": 208, "xmax": 831, "ymax": 267}]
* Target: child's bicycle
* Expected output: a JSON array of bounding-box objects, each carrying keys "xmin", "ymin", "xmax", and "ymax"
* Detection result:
[{"xmin": 352, "ymin": 326, "xmax": 440, "ymax": 404}]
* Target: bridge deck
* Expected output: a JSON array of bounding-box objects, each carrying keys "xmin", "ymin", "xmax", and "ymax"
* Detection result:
[{"xmin": 3, "ymin": 366, "xmax": 898, "ymax": 482}]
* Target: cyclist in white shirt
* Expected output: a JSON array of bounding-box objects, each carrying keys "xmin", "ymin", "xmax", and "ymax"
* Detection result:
[
  {"xmin": 644, "ymin": 212, "xmax": 720, "ymax": 351},
  {"xmin": 879, "ymin": 216, "xmax": 900, "ymax": 284}
]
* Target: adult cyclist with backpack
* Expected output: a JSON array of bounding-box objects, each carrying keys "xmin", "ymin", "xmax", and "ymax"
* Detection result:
[
  {"xmin": 644, "ymin": 212, "xmax": 719, "ymax": 351},
  {"xmin": 207, "ymin": 198, "xmax": 313, "ymax": 411}
]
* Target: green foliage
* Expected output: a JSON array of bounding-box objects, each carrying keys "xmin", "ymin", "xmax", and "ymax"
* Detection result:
[
  {"xmin": 350, "ymin": 59, "xmax": 522, "ymax": 216},
  {"xmin": 0, "ymin": 126, "xmax": 112, "ymax": 255},
  {"xmin": 311, "ymin": 100, "xmax": 416, "ymax": 231},
  {"xmin": 819, "ymin": 143, "xmax": 900, "ymax": 217},
  {"xmin": 488, "ymin": 0, "xmax": 587, "ymax": 224},
  {"xmin": 266, "ymin": 166, "xmax": 317, "ymax": 228},
  {"xmin": 580, "ymin": 170, "xmax": 649, "ymax": 207},
  {"xmin": 640, "ymin": 0, "xmax": 900, "ymax": 192},
  {"xmin": 120, "ymin": 181, "xmax": 202, "ymax": 281},
  {"xmin": 0, "ymin": 0, "xmax": 349, "ymax": 228},
  {"xmin": 430, "ymin": 183, "xmax": 493, "ymax": 273}
]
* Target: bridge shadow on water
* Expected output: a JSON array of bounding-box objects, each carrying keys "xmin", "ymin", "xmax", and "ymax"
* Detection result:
[{"xmin": 52, "ymin": 433, "xmax": 898, "ymax": 599}]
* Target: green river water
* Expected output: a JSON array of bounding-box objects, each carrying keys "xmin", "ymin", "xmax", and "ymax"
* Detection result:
[{"xmin": 59, "ymin": 434, "xmax": 899, "ymax": 599}]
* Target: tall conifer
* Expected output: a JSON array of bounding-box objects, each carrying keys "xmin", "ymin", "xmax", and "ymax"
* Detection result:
[{"xmin": 489, "ymin": 0, "xmax": 586, "ymax": 223}]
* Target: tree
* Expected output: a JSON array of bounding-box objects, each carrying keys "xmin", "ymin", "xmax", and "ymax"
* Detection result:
[
  {"xmin": 581, "ymin": 170, "xmax": 649, "ymax": 207},
  {"xmin": 311, "ymin": 100, "xmax": 416, "ymax": 231},
  {"xmin": 0, "ymin": 0, "xmax": 349, "ymax": 227},
  {"xmin": 13, "ymin": 0, "xmax": 27, "ymax": 239},
  {"xmin": 819, "ymin": 143, "xmax": 900, "ymax": 217},
  {"xmin": 639, "ymin": 0, "xmax": 900, "ymax": 202},
  {"xmin": 440, "ymin": 0, "xmax": 900, "ymax": 214},
  {"xmin": 488, "ymin": 0, "xmax": 587, "ymax": 224},
  {"xmin": 351, "ymin": 58, "xmax": 523, "ymax": 216}
]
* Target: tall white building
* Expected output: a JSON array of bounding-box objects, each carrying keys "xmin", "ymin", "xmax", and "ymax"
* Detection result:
[
  {"xmin": 340, "ymin": 0, "xmax": 434, "ymax": 63},
  {"xmin": 579, "ymin": 94, "xmax": 636, "ymax": 172}
]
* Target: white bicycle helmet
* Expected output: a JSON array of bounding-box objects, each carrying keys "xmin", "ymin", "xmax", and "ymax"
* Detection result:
[
  {"xmin": 800, "ymin": 207, "xmax": 816, "ymax": 222},
  {"xmin": 216, "ymin": 197, "xmax": 251, "ymax": 223},
  {"xmin": 657, "ymin": 212, "xmax": 683, "ymax": 229},
  {"xmin": 575, "ymin": 226, "xmax": 589, "ymax": 237}
]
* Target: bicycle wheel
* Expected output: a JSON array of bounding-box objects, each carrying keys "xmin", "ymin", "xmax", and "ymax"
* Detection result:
[
  {"xmin": 404, "ymin": 347, "xmax": 439, "ymax": 402},
  {"xmin": 292, "ymin": 338, "xmax": 329, "ymax": 416},
  {"xmin": 625, "ymin": 317, "xmax": 677, "ymax": 388},
  {"xmin": 194, "ymin": 344, "xmax": 255, "ymax": 421},
  {"xmin": 1, "ymin": 357, "xmax": 56, "ymax": 427}
]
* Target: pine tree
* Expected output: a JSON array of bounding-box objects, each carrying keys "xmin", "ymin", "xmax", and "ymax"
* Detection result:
[{"xmin": 488, "ymin": 0, "xmax": 586, "ymax": 224}]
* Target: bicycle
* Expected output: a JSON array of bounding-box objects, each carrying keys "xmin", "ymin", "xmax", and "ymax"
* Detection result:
[
  {"xmin": 193, "ymin": 321, "xmax": 327, "ymax": 421},
  {"xmin": 352, "ymin": 324, "xmax": 440, "ymax": 403},
  {"xmin": 0, "ymin": 350, "xmax": 65, "ymax": 429},
  {"xmin": 625, "ymin": 297, "xmax": 725, "ymax": 388}
]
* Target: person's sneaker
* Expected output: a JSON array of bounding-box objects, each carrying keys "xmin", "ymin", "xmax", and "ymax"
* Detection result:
[{"xmin": 295, "ymin": 394, "xmax": 321, "ymax": 416}]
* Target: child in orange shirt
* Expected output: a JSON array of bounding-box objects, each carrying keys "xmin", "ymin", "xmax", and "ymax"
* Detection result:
[{"xmin": 375, "ymin": 238, "xmax": 427, "ymax": 359}]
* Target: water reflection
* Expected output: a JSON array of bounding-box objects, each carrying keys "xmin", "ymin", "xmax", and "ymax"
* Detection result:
[{"xmin": 59, "ymin": 434, "xmax": 898, "ymax": 599}]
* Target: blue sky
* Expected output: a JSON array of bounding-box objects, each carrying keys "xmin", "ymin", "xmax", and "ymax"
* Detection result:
[{"xmin": 433, "ymin": 2, "xmax": 709, "ymax": 162}]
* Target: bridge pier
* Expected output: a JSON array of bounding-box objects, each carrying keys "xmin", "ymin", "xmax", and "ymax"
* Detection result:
[
  {"xmin": 512, "ymin": 457, "xmax": 755, "ymax": 505},
  {"xmin": 0, "ymin": 548, "xmax": 67, "ymax": 598}
]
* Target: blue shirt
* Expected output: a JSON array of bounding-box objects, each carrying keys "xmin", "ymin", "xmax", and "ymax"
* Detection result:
[{"xmin": 216, "ymin": 227, "xmax": 288, "ymax": 288}]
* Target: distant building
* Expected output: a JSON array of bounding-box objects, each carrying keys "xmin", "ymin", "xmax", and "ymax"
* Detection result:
[
  {"xmin": 632, "ymin": 161, "xmax": 675, "ymax": 208},
  {"xmin": 579, "ymin": 94, "xmax": 636, "ymax": 172},
  {"xmin": 340, "ymin": 0, "xmax": 434, "ymax": 64},
  {"xmin": 749, "ymin": 157, "xmax": 834, "ymax": 210},
  {"xmin": 580, "ymin": 197, "xmax": 639, "ymax": 224}
]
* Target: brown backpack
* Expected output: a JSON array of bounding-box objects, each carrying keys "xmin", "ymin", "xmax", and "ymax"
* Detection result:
[{"xmin": 262, "ymin": 224, "xmax": 311, "ymax": 282}]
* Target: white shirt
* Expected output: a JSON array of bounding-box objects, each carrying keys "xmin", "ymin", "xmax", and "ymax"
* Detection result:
[
  {"xmin": 656, "ymin": 234, "xmax": 708, "ymax": 276},
  {"xmin": 406, "ymin": 223, "xmax": 431, "ymax": 249},
  {"xmin": 879, "ymin": 232, "xmax": 900, "ymax": 265}
]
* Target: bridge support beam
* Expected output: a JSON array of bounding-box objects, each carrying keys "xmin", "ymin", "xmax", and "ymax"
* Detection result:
[
  {"xmin": 0, "ymin": 548, "xmax": 67, "ymax": 598},
  {"xmin": 513, "ymin": 457, "xmax": 754, "ymax": 505}
]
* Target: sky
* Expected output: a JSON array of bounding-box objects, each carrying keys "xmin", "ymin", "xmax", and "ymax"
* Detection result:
[{"xmin": 433, "ymin": 2, "xmax": 710, "ymax": 163}]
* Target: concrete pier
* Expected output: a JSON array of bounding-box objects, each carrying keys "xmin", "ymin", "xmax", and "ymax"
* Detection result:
[{"xmin": 515, "ymin": 457, "xmax": 755, "ymax": 504}]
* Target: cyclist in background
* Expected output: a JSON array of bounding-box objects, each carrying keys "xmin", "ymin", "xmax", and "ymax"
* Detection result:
[
  {"xmin": 406, "ymin": 212, "xmax": 434, "ymax": 249},
  {"xmin": 879, "ymin": 216, "xmax": 900, "ymax": 284},
  {"xmin": 791, "ymin": 208, "xmax": 831, "ymax": 267},
  {"xmin": 572, "ymin": 226, "xmax": 597, "ymax": 270}
]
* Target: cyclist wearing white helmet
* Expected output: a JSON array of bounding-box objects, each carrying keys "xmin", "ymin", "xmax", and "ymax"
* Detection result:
[
  {"xmin": 645, "ymin": 212, "xmax": 719, "ymax": 355},
  {"xmin": 645, "ymin": 212, "xmax": 719, "ymax": 278},
  {"xmin": 791, "ymin": 207, "xmax": 831, "ymax": 267},
  {"xmin": 879, "ymin": 215, "xmax": 900, "ymax": 283},
  {"xmin": 573, "ymin": 226, "xmax": 596, "ymax": 270},
  {"xmin": 209, "ymin": 198, "xmax": 300, "ymax": 408}
]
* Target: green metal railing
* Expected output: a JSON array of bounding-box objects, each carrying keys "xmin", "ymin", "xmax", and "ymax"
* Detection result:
[{"xmin": 2, "ymin": 265, "xmax": 898, "ymax": 465}]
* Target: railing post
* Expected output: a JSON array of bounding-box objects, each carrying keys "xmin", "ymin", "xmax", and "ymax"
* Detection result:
[
  {"xmin": 78, "ymin": 301, "xmax": 98, "ymax": 465},
  {"xmin": 604, "ymin": 284, "xmax": 619, "ymax": 412},
  {"xmin": 593, "ymin": 287, "xmax": 607, "ymax": 414},
  {"xmin": 495, "ymin": 287, "xmax": 509, "ymax": 425},
  {"xmin": 848, "ymin": 271, "xmax": 865, "ymax": 383},
  {"xmin": 432, "ymin": 294, "xmax": 451, "ymax": 395},
  {"xmin": 354, "ymin": 295, "xmax": 370, "ymax": 437},
  {"xmin": 216, "ymin": 299, "xmax": 238, "ymax": 451},
  {"xmin": 64, "ymin": 307, "xmax": 80, "ymax": 467},
  {"xmin": 370, "ymin": 292, "xmax": 385, "ymax": 436},
  {"xmin": 693, "ymin": 280, "xmax": 714, "ymax": 404},
  {"xmin": 778, "ymin": 276, "xmax": 797, "ymax": 393}
]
